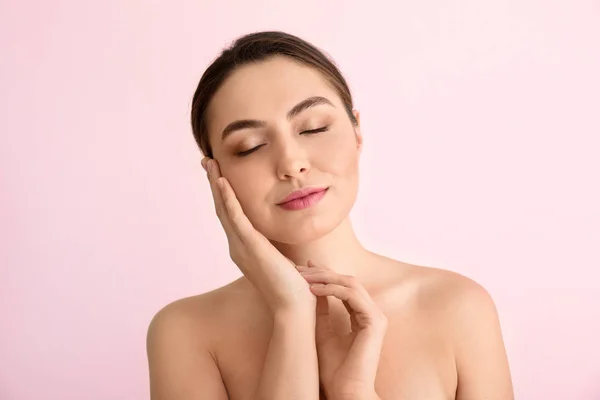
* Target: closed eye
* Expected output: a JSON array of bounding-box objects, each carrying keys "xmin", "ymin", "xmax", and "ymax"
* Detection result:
[
  {"xmin": 236, "ymin": 126, "xmax": 328, "ymax": 157},
  {"xmin": 236, "ymin": 144, "xmax": 265, "ymax": 157},
  {"xmin": 301, "ymin": 126, "xmax": 328, "ymax": 135}
]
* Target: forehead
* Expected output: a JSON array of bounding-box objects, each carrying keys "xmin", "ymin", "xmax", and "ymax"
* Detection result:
[{"xmin": 206, "ymin": 56, "xmax": 341, "ymax": 133}]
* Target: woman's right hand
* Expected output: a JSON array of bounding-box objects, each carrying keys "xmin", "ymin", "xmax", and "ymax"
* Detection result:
[{"xmin": 202, "ymin": 157, "xmax": 316, "ymax": 314}]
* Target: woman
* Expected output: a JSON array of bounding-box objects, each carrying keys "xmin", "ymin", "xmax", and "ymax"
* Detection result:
[{"xmin": 146, "ymin": 31, "xmax": 514, "ymax": 400}]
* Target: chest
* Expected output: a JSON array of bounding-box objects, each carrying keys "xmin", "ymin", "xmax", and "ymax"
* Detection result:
[{"xmin": 216, "ymin": 307, "xmax": 457, "ymax": 400}]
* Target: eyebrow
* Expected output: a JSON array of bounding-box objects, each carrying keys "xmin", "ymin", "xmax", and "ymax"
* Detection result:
[{"xmin": 220, "ymin": 96, "xmax": 335, "ymax": 140}]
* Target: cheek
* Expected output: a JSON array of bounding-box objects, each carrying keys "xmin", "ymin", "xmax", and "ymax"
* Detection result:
[
  {"xmin": 222, "ymin": 165, "xmax": 269, "ymax": 218},
  {"xmin": 317, "ymin": 131, "xmax": 360, "ymax": 177}
]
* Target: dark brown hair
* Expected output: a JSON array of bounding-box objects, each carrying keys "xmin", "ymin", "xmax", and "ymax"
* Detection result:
[{"xmin": 190, "ymin": 31, "xmax": 358, "ymax": 158}]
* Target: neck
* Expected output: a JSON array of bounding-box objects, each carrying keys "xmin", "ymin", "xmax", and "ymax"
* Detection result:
[{"xmin": 271, "ymin": 218, "xmax": 375, "ymax": 280}]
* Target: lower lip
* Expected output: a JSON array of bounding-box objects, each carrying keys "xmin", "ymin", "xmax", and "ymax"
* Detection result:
[{"xmin": 278, "ymin": 189, "xmax": 328, "ymax": 211}]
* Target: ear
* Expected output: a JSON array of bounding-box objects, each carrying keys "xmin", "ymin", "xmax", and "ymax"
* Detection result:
[{"xmin": 352, "ymin": 109, "xmax": 363, "ymax": 153}]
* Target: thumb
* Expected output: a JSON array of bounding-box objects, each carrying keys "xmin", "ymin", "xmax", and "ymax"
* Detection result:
[{"xmin": 315, "ymin": 296, "xmax": 335, "ymax": 345}]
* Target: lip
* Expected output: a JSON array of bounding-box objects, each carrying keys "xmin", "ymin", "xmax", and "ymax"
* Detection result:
[
  {"xmin": 276, "ymin": 187, "xmax": 329, "ymax": 211},
  {"xmin": 277, "ymin": 187, "xmax": 329, "ymax": 204}
]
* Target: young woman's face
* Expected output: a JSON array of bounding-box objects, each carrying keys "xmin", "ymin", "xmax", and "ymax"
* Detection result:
[{"xmin": 206, "ymin": 56, "xmax": 362, "ymax": 244}]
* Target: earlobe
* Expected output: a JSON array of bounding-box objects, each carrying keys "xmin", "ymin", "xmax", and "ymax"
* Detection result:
[{"xmin": 356, "ymin": 127, "xmax": 363, "ymax": 152}]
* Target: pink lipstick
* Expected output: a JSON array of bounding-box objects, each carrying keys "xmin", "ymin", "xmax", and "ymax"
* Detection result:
[{"xmin": 277, "ymin": 187, "xmax": 329, "ymax": 211}]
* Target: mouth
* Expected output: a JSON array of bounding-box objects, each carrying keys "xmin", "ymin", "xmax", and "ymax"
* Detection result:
[{"xmin": 277, "ymin": 187, "xmax": 329, "ymax": 211}]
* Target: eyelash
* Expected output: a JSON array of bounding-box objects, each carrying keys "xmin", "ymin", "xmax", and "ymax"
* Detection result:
[
  {"xmin": 301, "ymin": 126, "xmax": 329, "ymax": 135},
  {"xmin": 236, "ymin": 126, "xmax": 329, "ymax": 157}
]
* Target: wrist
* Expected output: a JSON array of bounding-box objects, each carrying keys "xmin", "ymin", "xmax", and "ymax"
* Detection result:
[{"xmin": 272, "ymin": 304, "xmax": 315, "ymax": 323}]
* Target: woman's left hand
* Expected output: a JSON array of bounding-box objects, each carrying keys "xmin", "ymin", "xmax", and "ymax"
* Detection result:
[{"xmin": 297, "ymin": 261, "xmax": 388, "ymax": 400}]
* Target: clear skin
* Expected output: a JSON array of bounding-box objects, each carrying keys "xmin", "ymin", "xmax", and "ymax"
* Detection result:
[{"xmin": 146, "ymin": 56, "xmax": 514, "ymax": 400}]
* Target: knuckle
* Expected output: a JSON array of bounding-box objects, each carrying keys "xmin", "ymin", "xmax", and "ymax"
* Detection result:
[
  {"xmin": 343, "ymin": 275, "xmax": 359, "ymax": 287},
  {"xmin": 230, "ymin": 211, "xmax": 243, "ymax": 225},
  {"xmin": 375, "ymin": 313, "xmax": 388, "ymax": 328},
  {"xmin": 228, "ymin": 248, "xmax": 241, "ymax": 263}
]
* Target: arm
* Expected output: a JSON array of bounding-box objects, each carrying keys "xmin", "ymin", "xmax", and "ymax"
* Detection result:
[
  {"xmin": 204, "ymin": 158, "xmax": 321, "ymax": 398},
  {"xmin": 254, "ymin": 308, "xmax": 320, "ymax": 400},
  {"xmin": 148, "ymin": 158, "xmax": 321, "ymax": 399},
  {"xmin": 147, "ymin": 302, "xmax": 320, "ymax": 400},
  {"xmin": 452, "ymin": 280, "xmax": 514, "ymax": 400},
  {"xmin": 146, "ymin": 303, "xmax": 229, "ymax": 400}
]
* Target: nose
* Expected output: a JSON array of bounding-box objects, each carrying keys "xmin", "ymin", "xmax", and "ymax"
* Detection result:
[{"xmin": 275, "ymin": 137, "xmax": 310, "ymax": 181}]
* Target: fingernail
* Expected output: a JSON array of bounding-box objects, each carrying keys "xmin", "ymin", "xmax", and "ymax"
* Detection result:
[{"xmin": 207, "ymin": 160, "xmax": 213, "ymax": 174}]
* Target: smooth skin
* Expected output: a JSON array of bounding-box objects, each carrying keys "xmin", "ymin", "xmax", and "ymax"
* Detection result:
[{"xmin": 146, "ymin": 56, "xmax": 513, "ymax": 400}]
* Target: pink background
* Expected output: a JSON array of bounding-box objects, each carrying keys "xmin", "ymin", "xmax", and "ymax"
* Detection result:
[{"xmin": 1, "ymin": 0, "xmax": 599, "ymax": 399}]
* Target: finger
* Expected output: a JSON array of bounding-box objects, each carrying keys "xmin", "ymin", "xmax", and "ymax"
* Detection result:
[
  {"xmin": 205, "ymin": 159, "xmax": 229, "ymax": 226},
  {"xmin": 217, "ymin": 176, "xmax": 258, "ymax": 242},
  {"xmin": 312, "ymin": 281, "xmax": 387, "ymax": 384},
  {"xmin": 310, "ymin": 283, "xmax": 387, "ymax": 336},
  {"xmin": 302, "ymin": 262, "xmax": 372, "ymax": 301},
  {"xmin": 309, "ymin": 283, "xmax": 373, "ymax": 317},
  {"xmin": 299, "ymin": 266, "xmax": 375, "ymax": 319},
  {"xmin": 342, "ymin": 299, "xmax": 355, "ymax": 319},
  {"xmin": 295, "ymin": 260, "xmax": 321, "ymax": 274},
  {"xmin": 205, "ymin": 159, "xmax": 256, "ymax": 243},
  {"xmin": 305, "ymin": 261, "xmax": 336, "ymax": 343},
  {"xmin": 308, "ymin": 259, "xmax": 330, "ymax": 270},
  {"xmin": 345, "ymin": 328, "xmax": 386, "ymax": 386},
  {"xmin": 300, "ymin": 270, "xmax": 364, "ymax": 292},
  {"xmin": 297, "ymin": 260, "xmax": 334, "ymax": 275},
  {"xmin": 315, "ymin": 295, "xmax": 335, "ymax": 343},
  {"xmin": 339, "ymin": 298, "xmax": 362, "ymax": 333},
  {"xmin": 302, "ymin": 262, "xmax": 359, "ymax": 332}
]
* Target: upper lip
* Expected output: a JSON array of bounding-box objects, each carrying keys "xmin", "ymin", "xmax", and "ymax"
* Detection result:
[{"xmin": 277, "ymin": 187, "xmax": 328, "ymax": 204}]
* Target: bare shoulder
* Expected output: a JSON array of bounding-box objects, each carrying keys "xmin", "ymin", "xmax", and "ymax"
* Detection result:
[
  {"xmin": 371, "ymin": 255, "xmax": 493, "ymax": 305},
  {"xmin": 146, "ymin": 278, "xmax": 260, "ymax": 399},
  {"xmin": 147, "ymin": 277, "xmax": 256, "ymax": 347},
  {"xmin": 386, "ymin": 261, "xmax": 513, "ymax": 398},
  {"xmin": 373, "ymin": 258, "xmax": 502, "ymax": 334},
  {"xmin": 411, "ymin": 264, "xmax": 495, "ymax": 308},
  {"xmin": 378, "ymin": 259, "xmax": 498, "ymax": 316}
]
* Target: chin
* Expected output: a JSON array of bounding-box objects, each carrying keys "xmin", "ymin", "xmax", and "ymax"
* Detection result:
[
  {"xmin": 258, "ymin": 199, "xmax": 354, "ymax": 245},
  {"xmin": 271, "ymin": 218, "xmax": 338, "ymax": 245}
]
